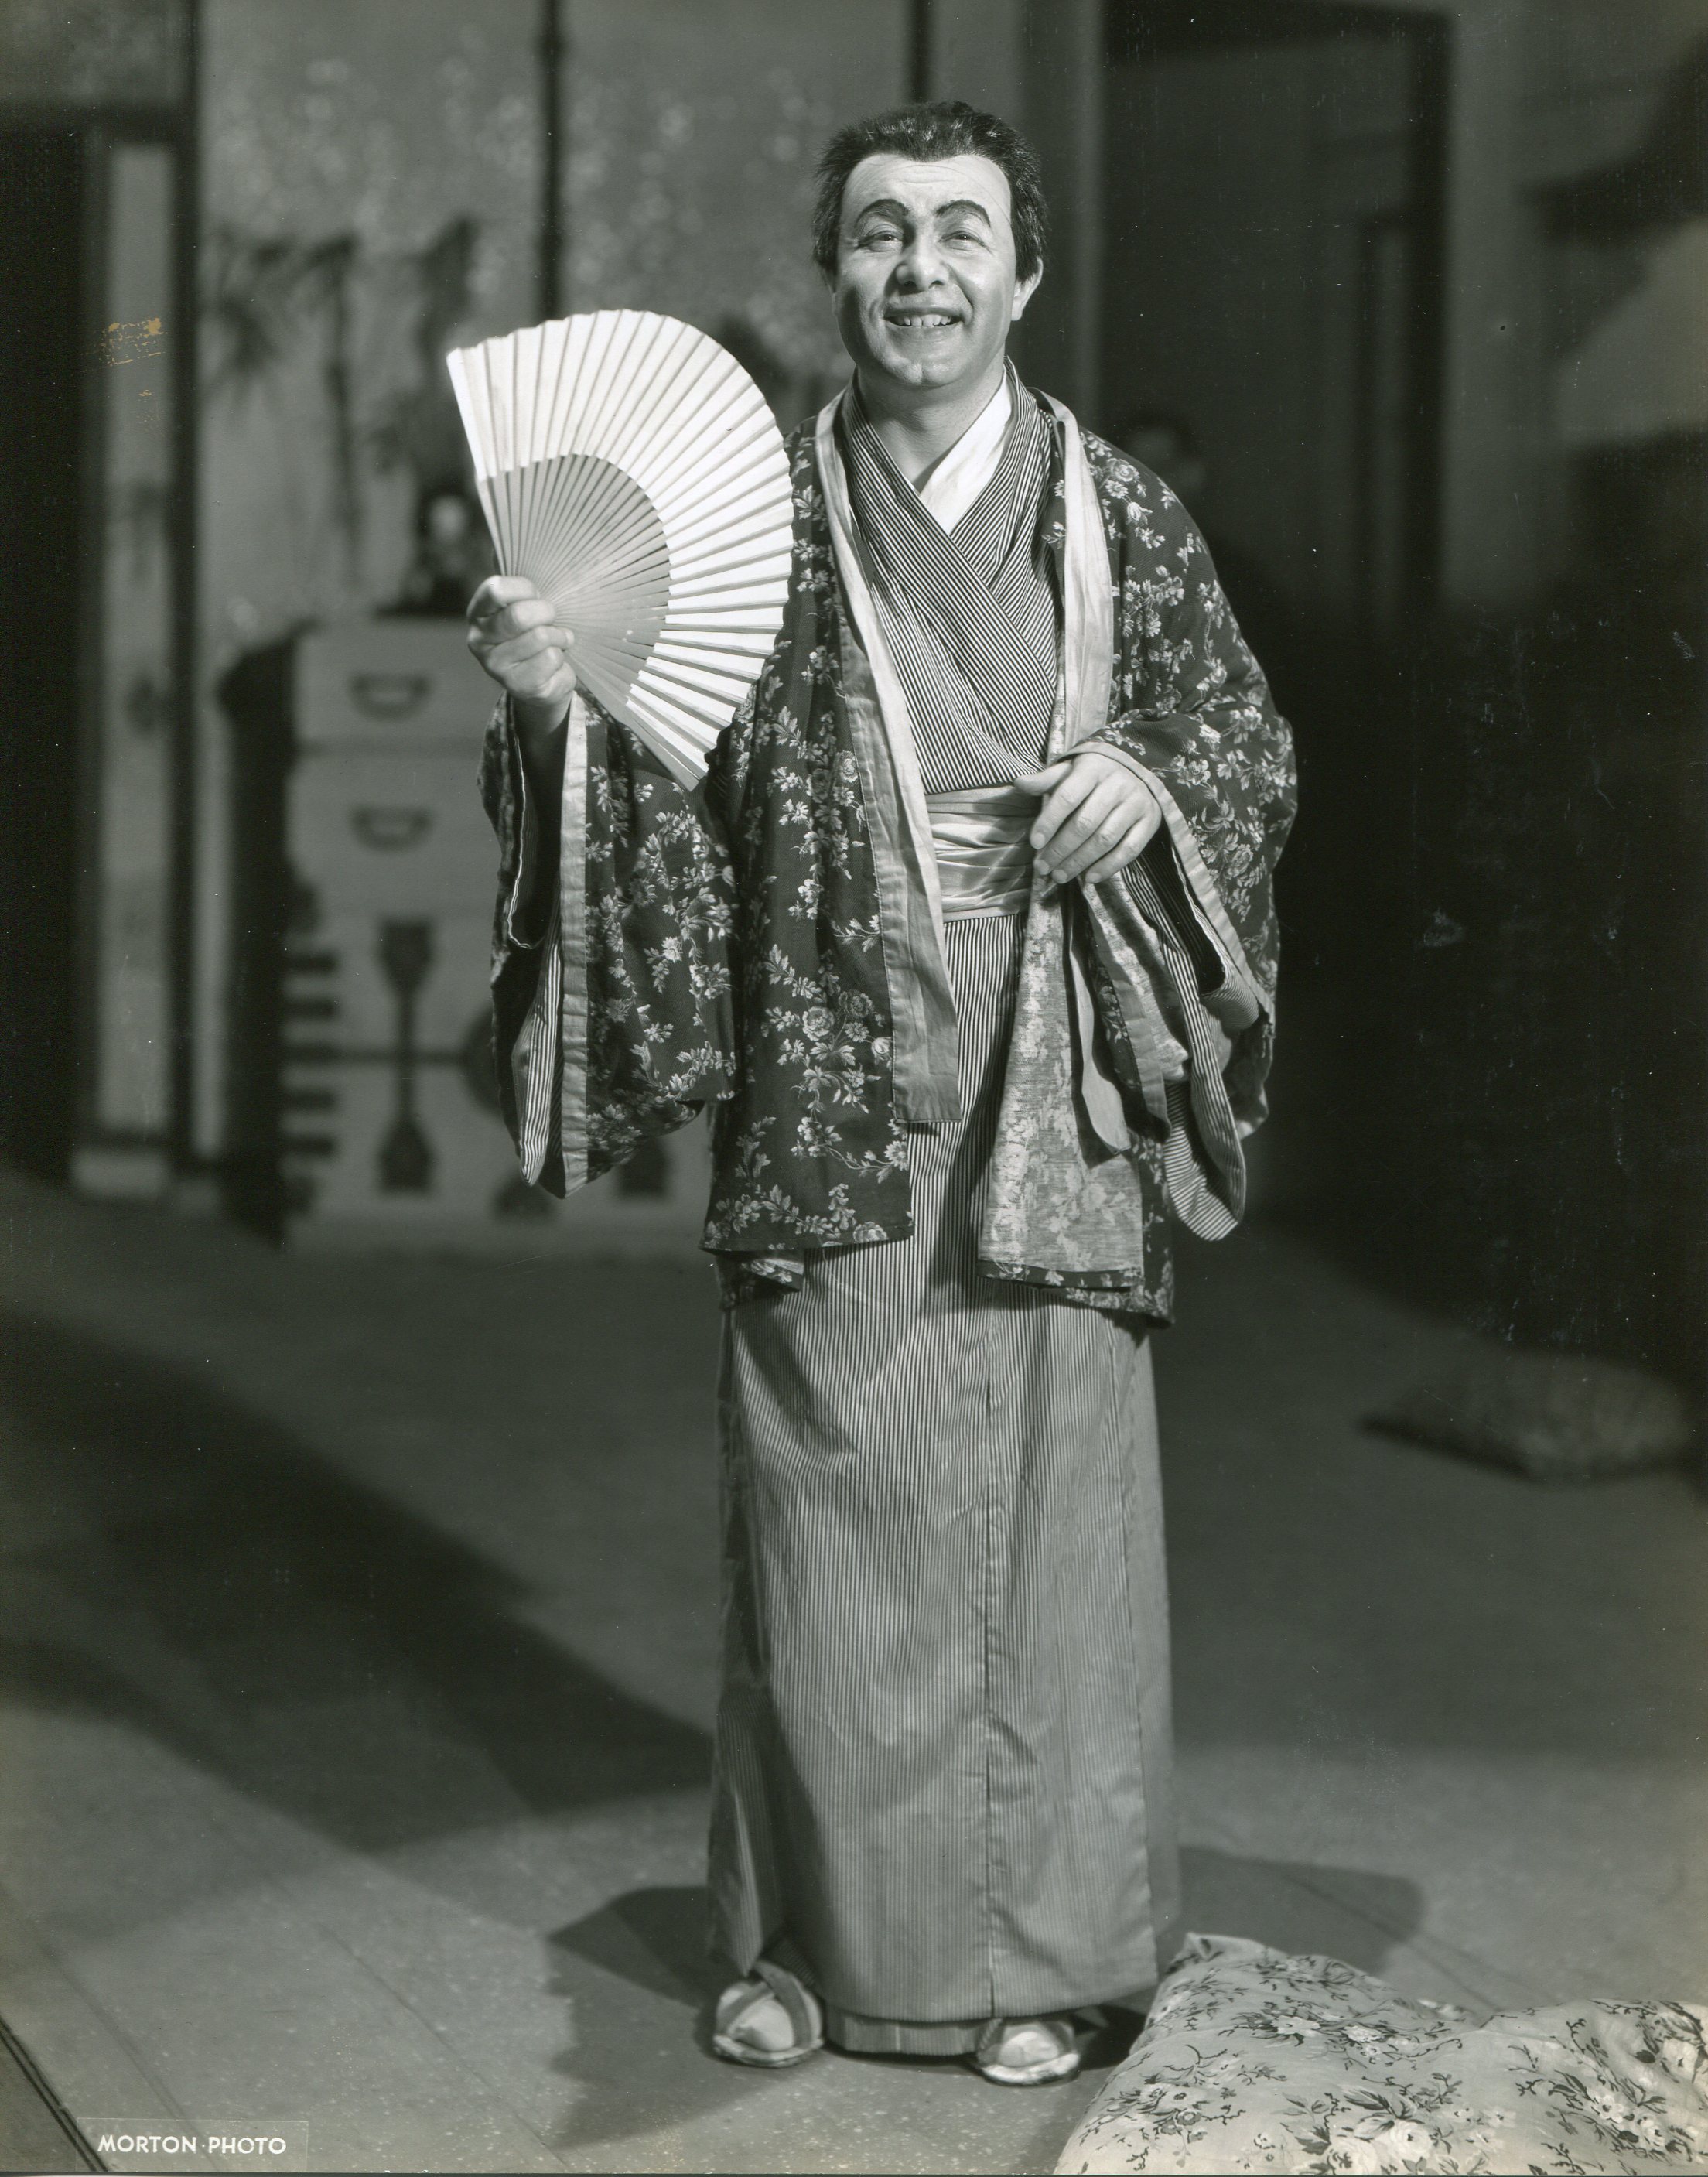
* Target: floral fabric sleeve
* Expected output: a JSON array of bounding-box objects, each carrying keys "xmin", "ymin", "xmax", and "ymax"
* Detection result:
[
  {"xmin": 477, "ymin": 697, "xmax": 545, "ymax": 1147},
  {"xmin": 579, "ymin": 702, "xmax": 738, "ymax": 1179},
  {"xmin": 478, "ymin": 692, "xmax": 739, "ymax": 1193},
  {"xmin": 1082, "ymin": 436, "xmax": 1297, "ymax": 1011}
]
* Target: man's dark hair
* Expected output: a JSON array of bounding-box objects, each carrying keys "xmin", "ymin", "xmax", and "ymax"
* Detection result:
[{"xmin": 811, "ymin": 101, "xmax": 1048, "ymax": 283}]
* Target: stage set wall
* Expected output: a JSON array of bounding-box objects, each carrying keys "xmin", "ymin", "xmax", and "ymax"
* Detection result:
[{"xmin": 3, "ymin": 0, "xmax": 1702, "ymax": 1385}]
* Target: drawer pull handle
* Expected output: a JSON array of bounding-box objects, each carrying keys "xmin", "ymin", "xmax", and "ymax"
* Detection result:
[
  {"xmin": 349, "ymin": 672, "xmax": 432, "ymax": 719},
  {"xmin": 351, "ymin": 806, "xmax": 433, "ymax": 850}
]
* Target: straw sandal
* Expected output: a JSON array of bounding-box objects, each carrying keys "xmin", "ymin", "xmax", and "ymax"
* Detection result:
[
  {"xmin": 972, "ymin": 2014, "xmax": 1083, "ymax": 2086},
  {"xmin": 712, "ymin": 1958, "xmax": 825, "ymax": 2069}
]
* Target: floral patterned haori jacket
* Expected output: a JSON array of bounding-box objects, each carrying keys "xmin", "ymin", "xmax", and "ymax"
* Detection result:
[{"xmin": 478, "ymin": 389, "xmax": 1296, "ymax": 1324}]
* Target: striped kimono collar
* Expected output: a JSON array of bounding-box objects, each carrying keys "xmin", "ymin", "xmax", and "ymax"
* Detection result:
[{"xmin": 839, "ymin": 371, "xmax": 1060, "ymax": 784}]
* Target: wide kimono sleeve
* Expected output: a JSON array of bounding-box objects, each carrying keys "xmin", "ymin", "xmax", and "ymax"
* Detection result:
[
  {"xmin": 1081, "ymin": 444, "xmax": 1297, "ymax": 1147},
  {"xmin": 477, "ymin": 691, "xmax": 737, "ymax": 1197}
]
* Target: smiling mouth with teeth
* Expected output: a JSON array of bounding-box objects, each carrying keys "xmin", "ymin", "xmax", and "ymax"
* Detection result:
[{"xmin": 887, "ymin": 311, "xmax": 960, "ymax": 330}]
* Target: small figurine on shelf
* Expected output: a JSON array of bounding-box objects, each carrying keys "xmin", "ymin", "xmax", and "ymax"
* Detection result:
[{"xmin": 386, "ymin": 482, "xmax": 494, "ymax": 619}]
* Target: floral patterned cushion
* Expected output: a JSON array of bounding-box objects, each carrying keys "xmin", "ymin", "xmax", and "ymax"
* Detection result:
[{"xmin": 1057, "ymin": 1935, "xmax": 1708, "ymax": 2175}]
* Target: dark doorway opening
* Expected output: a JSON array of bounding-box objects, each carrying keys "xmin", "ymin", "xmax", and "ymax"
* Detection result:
[
  {"xmin": 1102, "ymin": 7, "xmax": 1706, "ymax": 1403},
  {"xmin": 1102, "ymin": 1, "xmax": 1447, "ymax": 638},
  {"xmin": 1101, "ymin": 3, "xmax": 1450, "ymax": 1237},
  {"xmin": 0, "ymin": 128, "xmax": 85, "ymax": 1181}
]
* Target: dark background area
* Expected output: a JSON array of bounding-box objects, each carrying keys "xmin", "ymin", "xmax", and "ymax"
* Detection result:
[
  {"xmin": 0, "ymin": 13, "xmax": 1701, "ymax": 1430},
  {"xmin": 6, "ymin": 0, "xmax": 1700, "ymax": 1401},
  {"xmin": 1095, "ymin": 1, "xmax": 1707, "ymax": 1403},
  {"xmin": 0, "ymin": 128, "xmax": 84, "ymax": 1182}
]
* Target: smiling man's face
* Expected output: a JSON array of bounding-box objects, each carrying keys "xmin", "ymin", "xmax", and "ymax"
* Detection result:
[{"xmin": 829, "ymin": 152, "xmax": 1041, "ymax": 405}]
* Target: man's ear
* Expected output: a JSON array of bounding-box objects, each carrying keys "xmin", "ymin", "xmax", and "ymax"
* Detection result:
[{"xmin": 1011, "ymin": 265, "xmax": 1044, "ymax": 321}]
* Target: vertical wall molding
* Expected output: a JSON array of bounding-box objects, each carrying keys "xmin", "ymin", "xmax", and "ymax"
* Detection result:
[
  {"xmin": 1434, "ymin": 1, "xmax": 1545, "ymax": 610},
  {"xmin": 170, "ymin": 0, "xmax": 201, "ymax": 1173},
  {"xmin": 1020, "ymin": 0, "xmax": 1103, "ymax": 421},
  {"xmin": 74, "ymin": 124, "xmax": 110, "ymax": 1163},
  {"xmin": 538, "ymin": 0, "xmax": 564, "ymax": 318},
  {"xmin": 910, "ymin": 0, "xmax": 932, "ymax": 101},
  {"xmin": 929, "ymin": 0, "xmax": 1025, "ymax": 135}
]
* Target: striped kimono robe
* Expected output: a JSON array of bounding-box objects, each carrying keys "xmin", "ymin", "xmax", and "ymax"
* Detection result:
[
  {"xmin": 712, "ymin": 378, "xmax": 1177, "ymax": 2052},
  {"xmin": 480, "ymin": 376, "xmax": 1296, "ymax": 2054}
]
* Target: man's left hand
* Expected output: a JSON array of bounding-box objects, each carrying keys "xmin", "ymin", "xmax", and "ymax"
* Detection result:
[{"xmin": 1015, "ymin": 748, "xmax": 1161, "ymax": 886}]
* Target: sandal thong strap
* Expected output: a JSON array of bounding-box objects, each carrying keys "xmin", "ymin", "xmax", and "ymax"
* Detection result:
[
  {"xmin": 753, "ymin": 1959, "xmax": 823, "ymax": 2049},
  {"xmin": 973, "ymin": 2013, "xmax": 1082, "ymax": 2085},
  {"xmin": 712, "ymin": 1959, "xmax": 825, "ymax": 2068}
]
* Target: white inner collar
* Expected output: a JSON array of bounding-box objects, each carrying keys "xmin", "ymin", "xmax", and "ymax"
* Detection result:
[{"xmin": 914, "ymin": 374, "xmax": 1013, "ymax": 533}]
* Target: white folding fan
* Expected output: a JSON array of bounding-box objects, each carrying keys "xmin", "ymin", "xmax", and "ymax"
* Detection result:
[{"xmin": 446, "ymin": 309, "xmax": 794, "ymax": 786}]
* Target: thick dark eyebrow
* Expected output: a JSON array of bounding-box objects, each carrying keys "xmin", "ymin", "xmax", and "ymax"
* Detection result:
[{"xmin": 848, "ymin": 197, "xmax": 995, "ymax": 230}]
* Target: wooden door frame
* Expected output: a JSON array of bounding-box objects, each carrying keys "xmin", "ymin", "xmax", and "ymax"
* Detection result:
[
  {"xmin": 1, "ymin": 6, "xmax": 200, "ymax": 1183},
  {"xmin": 1102, "ymin": 0, "xmax": 1450, "ymax": 618}
]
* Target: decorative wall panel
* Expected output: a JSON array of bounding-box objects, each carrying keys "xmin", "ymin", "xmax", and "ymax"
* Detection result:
[
  {"xmin": 92, "ymin": 142, "xmax": 176, "ymax": 1141},
  {"xmin": 0, "ymin": 0, "xmax": 186, "ymax": 107}
]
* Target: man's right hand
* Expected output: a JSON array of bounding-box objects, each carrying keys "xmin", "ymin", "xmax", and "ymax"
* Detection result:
[{"xmin": 467, "ymin": 576, "xmax": 577, "ymax": 774}]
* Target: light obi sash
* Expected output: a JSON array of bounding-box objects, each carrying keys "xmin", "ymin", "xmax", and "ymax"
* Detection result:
[{"xmin": 926, "ymin": 784, "xmax": 1035, "ymax": 918}]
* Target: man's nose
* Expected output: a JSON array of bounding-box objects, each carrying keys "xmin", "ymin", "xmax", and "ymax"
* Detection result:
[{"xmin": 895, "ymin": 232, "xmax": 946, "ymax": 289}]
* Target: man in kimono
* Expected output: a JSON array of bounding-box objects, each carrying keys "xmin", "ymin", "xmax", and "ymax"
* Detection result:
[{"xmin": 468, "ymin": 101, "xmax": 1296, "ymax": 2086}]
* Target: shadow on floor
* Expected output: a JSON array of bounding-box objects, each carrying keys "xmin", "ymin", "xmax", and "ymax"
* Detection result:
[
  {"xmin": 547, "ymin": 1885, "xmax": 795, "ymax": 2152},
  {"xmin": 0, "ymin": 1310, "xmax": 710, "ymax": 1854},
  {"xmin": 558, "ymin": 1883, "xmax": 715, "ymax": 2003},
  {"xmin": 1159, "ymin": 1236, "xmax": 1708, "ymax": 1765},
  {"xmin": 543, "ymin": 1847, "xmax": 1423, "ymax": 2155},
  {"xmin": 1181, "ymin": 1846, "xmax": 1421, "ymax": 1975}
]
